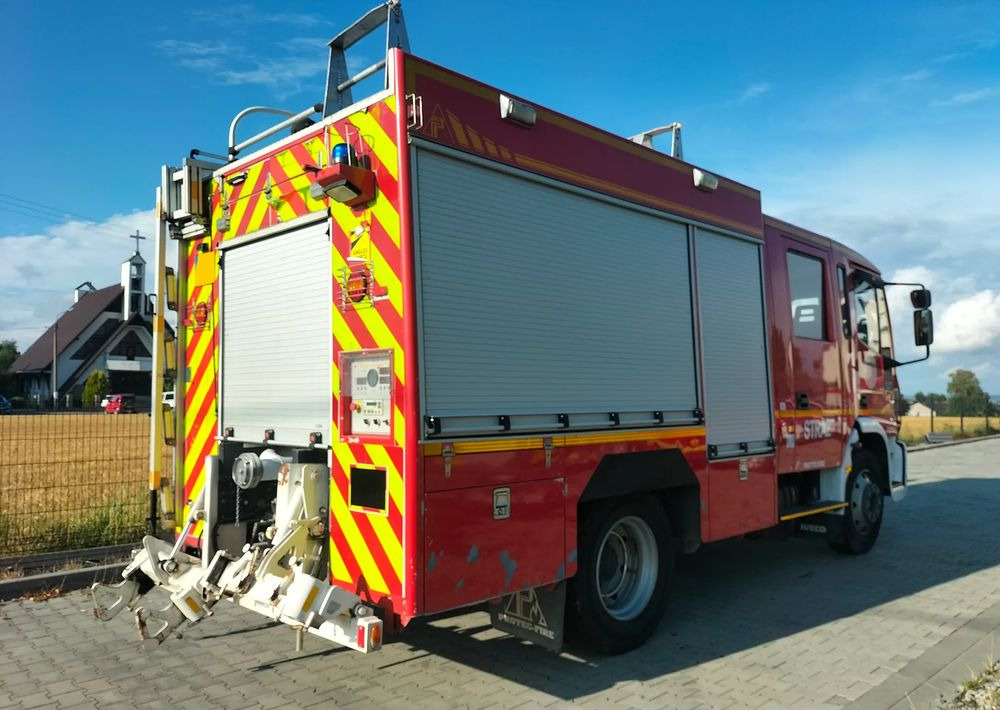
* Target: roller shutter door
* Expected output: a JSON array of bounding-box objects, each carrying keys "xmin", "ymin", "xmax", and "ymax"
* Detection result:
[
  {"xmin": 220, "ymin": 219, "xmax": 331, "ymax": 445},
  {"xmin": 414, "ymin": 148, "xmax": 698, "ymax": 435}
]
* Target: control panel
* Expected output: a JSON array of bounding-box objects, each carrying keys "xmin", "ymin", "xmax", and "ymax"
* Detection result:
[{"xmin": 343, "ymin": 350, "xmax": 392, "ymax": 437}]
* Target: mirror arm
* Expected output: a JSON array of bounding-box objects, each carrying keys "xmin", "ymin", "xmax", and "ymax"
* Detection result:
[{"xmin": 883, "ymin": 345, "xmax": 930, "ymax": 369}]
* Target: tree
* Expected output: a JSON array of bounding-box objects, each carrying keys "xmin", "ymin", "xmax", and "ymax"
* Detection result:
[
  {"xmin": 946, "ymin": 369, "xmax": 988, "ymax": 433},
  {"xmin": 82, "ymin": 370, "xmax": 110, "ymax": 408},
  {"xmin": 0, "ymin": 339, "xmax": 20, "ymax": 396}
]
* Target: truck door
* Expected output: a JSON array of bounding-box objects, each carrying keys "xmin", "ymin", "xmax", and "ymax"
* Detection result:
[{"xmin": 781, "ymin": 239, "xmax": 844, "ymax": 470}]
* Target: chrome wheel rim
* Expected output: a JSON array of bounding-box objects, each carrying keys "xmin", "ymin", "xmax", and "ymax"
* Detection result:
[
  {"xmin": 850, "ymin": 470, "xmax": 882, "ymax": 534},
  {"xmin": 595, "ymin": 515, "xmax": 658, "ymax": 621}
]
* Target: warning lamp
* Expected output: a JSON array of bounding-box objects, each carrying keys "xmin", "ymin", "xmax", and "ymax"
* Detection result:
[
  {"xmin": 309, "ymin": 142, "xmax": 376, "ymax": 207},
  {"xmin": 332, "ymin": 142, "xmax": 351, "ymax": 165}
]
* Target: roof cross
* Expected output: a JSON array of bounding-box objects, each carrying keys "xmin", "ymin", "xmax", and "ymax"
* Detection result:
[{"xmin": 130, "ymin": 229, "xmax": 146, "ymax": 255}]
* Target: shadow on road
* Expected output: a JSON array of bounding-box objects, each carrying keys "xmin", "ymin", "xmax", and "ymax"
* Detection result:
[{"xmin": 392, "ymin": 476, "xmax": 1000, "ymax": 700}]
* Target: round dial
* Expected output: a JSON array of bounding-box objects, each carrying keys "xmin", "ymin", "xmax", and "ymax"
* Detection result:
[{"xmin": 366, "ymin": 368, "xmax": 380, "ymax": 388}]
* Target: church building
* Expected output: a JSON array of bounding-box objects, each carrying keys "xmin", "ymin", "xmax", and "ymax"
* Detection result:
[{"xmin": 10, "ymin": 242, "xmax": 161, "ymax": 407}]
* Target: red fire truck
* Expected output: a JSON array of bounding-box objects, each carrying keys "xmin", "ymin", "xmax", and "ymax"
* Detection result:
[{"xmin": 93, "ymin": 1, "xmax": 934, "ymax": 654}]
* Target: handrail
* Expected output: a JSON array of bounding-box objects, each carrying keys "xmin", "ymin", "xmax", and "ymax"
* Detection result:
[{"xmin": 227, "ymin": 103, "xmax": 322, "ymax": 160}]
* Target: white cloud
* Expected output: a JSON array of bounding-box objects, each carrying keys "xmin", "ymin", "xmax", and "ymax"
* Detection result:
[
  {"xmin": 934, "ymin": 290, "xmax": 1000, "ymax": 354},
  {"xmin": 155, "ymin": 35, "xmax": 328, "ymax": 97},
  {"xmin": 900, "ymin": 69, "xmax": 932, "ymax": 82},
  {"xmin": 739, "ymin": 82, "xmax": 771, "ymax": 101},
  {"xmin": 0, "ymin": 210, "xmax": 173, "ymax": 350},
  {"xmin": 937, "ymin": 88, "xmax": 994, "ymax": 106}
]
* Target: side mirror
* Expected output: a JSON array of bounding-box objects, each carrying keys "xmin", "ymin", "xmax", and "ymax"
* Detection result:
[
  {"xmin": 910, "ymin": 288, "xmax": 931, "ymax": 309},
  {"xmin": 914, "ymin": 308, "xmax": 934, "ymax": 346}
]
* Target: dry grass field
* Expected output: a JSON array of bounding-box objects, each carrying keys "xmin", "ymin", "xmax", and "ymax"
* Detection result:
[
  {"xmin": 0, "ymin": 412, "xmax": 164, "ymax": 556},
  {"xmin": 899, "ymin": 415, "xmax": 995, "ymax": 445}
]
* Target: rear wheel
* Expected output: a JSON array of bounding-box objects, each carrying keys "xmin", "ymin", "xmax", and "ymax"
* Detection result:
[
  {"xmin": 830, "ymin": 448, "xmax": 884, "ymax": 555},
  {"xmin": 568, "ymin": 496, "xmax": 673, "ymax": 654}
]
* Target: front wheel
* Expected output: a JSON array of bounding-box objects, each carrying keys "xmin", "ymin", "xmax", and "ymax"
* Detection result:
[
  {"xmin": 567, "ymin": 496, "xmax": 673, "ymax": 654},
  {"xmin": 830, "ymin": 448, "xmax": 884, "ymax": 555}
]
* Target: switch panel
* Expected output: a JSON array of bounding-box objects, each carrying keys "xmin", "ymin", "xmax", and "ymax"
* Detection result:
[{"xmin": 342, "ymin": 350, "xmax": 392, "ymax": 437}]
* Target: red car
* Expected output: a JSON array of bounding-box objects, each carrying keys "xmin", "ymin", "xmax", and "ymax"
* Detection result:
[{"xmin": 104, "ymin": 394, "xmax": 137, "ymax": 414}]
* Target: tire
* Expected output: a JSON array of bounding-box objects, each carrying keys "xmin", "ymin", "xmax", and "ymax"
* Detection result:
[
  {"xmin": 567, "ymin": 496, "xmax": 674, "ymax": 654},
  {"xmin": 830, "ymin": 448, "xmax": 884, "ymax": 555}
]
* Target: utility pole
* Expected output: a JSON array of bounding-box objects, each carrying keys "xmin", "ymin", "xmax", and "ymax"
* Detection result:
[{"xmin": 51, "ymin": 320, "xmax": 58, "ymax": 409}]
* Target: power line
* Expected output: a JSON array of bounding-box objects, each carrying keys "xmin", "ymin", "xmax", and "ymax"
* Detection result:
[
  {"xmin": 0, "ymin": 192, "xmax": 115, "ymax": 225},
  {"xmin": 0, "ymin": 199, "xmax": 136, "ymax": 241}
]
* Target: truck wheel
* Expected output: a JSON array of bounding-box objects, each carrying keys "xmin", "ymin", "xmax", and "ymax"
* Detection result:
[
  {"xmin": 568, "ymin": 496, "xmax": 673, "ymax": 654},
  {"xmin": 830, "ymin": 448, "xmax": 884, "ymax": 555}
]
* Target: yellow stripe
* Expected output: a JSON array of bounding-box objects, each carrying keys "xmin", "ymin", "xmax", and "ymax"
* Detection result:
[
  {"xmin": 422, "ymin": 427, "xmax": 707, "ymax": 455},
  {"xmin": 779, "ymin": 502, "xmax": 848, "ymax": 521},
  {"xmin": 775, "ymin": 408, "xmax": 891, "ymax": 418},
  {"xmin": 303, "ymin": 585, "xmax": 319, "ymax": 611},
  {"xmin": 329, "ymin": 444, "xmax": 390, "ymax": 592},
  {"xmin": 347, "ymin": 111, "xmax": 399, "ymax": 181}
]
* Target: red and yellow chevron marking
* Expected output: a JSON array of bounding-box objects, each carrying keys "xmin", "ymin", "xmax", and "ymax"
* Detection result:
[
  {"xmin": 179, "ymin": 223, "xmax": 221, "ymax": 538},
  {"xmin": 178, "ymin": 98, "xmax": 408, "ymax": 600},
  {"xmin": 325, "ymin": 97, "xmax": 407, "ymax": 601}
]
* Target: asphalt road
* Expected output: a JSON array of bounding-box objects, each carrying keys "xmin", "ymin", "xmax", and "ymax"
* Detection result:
[{"xmin": 2, "ymin": 438, "xmax": 998, "ymax": 710}]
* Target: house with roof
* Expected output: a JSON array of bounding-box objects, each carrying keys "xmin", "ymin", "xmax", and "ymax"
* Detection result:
[
  {"xmin": 10, "ymin": 246, "xmax": 162, "ymax": 407},
  {"xmin": 905, "ymin": 401, "xmax": 934, "ymax": 417}
]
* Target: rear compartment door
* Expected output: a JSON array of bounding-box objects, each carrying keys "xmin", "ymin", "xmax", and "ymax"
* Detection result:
[{"xmin": 219, "ymin": 215, "xmax": 332, "ymax": 445}]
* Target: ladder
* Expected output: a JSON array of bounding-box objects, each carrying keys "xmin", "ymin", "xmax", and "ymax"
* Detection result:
[{"xmin": 324, "ymin": 0, "xmax": 410, "ymax": 116}]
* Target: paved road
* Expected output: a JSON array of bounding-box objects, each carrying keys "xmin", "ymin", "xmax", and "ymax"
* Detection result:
[{"xmin": 2, "ymin": 439, "xmax": 999, "ymax": 710}]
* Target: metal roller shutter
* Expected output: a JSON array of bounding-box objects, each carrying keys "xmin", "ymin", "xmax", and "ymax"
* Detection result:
[
  {"xmin": 413, "ymin": 148, "xmax": 698, "ymax": 435},
  {"xmin": 695, "ymin": 229, "xmax": 773, "ymax": 456},
  {"xmin": 220, "ymin": 218, "xmax": 331, "ymax": 445}
]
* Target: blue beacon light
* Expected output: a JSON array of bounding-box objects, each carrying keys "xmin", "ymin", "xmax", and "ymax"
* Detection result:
[{"xmin": 332, "ymin": 143, "xmax": 351, "ymax": 165}]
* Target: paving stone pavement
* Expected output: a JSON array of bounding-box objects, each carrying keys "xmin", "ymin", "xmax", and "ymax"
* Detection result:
[{"xmin": 2, "ymin": 439, "xmax": 999, "ymax": 710}]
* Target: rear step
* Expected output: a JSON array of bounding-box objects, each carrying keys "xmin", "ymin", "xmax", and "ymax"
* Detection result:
[{"xmin": 778, "ymin": 500, "xmax": 847, "ymax": 522}]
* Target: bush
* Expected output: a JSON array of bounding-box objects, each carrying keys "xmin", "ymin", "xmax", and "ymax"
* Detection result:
[
  {"xmin": 9, "ymin": 395, "xmax": 25, "ymax": 409},
  {"xmin": 82, "ymin": 370, "xmax": 110, "ymax": 408}
]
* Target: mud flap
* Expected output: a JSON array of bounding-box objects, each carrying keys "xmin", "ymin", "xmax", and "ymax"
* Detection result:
[
  {"xmin": 489, "ymin": 582, "xmax": 565, "ymax": 652},
  {"xmin": 792, "ymin": 512, "xmax": 845, "ymax": 543}
]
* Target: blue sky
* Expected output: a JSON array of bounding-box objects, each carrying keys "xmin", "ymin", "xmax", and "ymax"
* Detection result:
[{"xmin": 1, "ymin": 1, "xmax": 998, "ymax": 395}]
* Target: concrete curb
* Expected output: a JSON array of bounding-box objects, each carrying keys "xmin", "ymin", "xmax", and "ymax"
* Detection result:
[
  {"xmin": 0, "ymin": 562, "xmax": 126, "ymax": 601},
  {"xmin": 845, "ymin": 598, "xmax": 1000, "ymax": 710},
  {"xmin": 908, "ymin": 433, "xmax": 1000, "ymax": 453}
]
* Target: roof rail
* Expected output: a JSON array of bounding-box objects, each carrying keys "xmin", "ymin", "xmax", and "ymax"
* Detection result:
[{"xmin": 323, "ymin": 0, "xmax": 410, "ymax": 117}]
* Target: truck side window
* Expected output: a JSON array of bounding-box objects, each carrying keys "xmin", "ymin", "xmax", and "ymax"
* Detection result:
[
  {"xmin": 787, "ymin": 251, "xmax": 826, "ymax": 340},
  {"xmin": 837, "ymin": 266, "xmax": 850, "ymax": 339},
  {"xmin": 854, "ymin": 283, "xmax": 881, "ymax": 352}
]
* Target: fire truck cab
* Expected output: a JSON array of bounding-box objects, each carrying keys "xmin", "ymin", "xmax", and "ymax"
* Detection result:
[{"xmin": 92, "ymin": 1, "xmax": 934, "ymax": 655}]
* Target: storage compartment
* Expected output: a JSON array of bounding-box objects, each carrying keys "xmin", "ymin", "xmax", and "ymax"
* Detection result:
[{"xmin": 413, "ymin": 147, "xmax": 699, "ymax": 437}]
